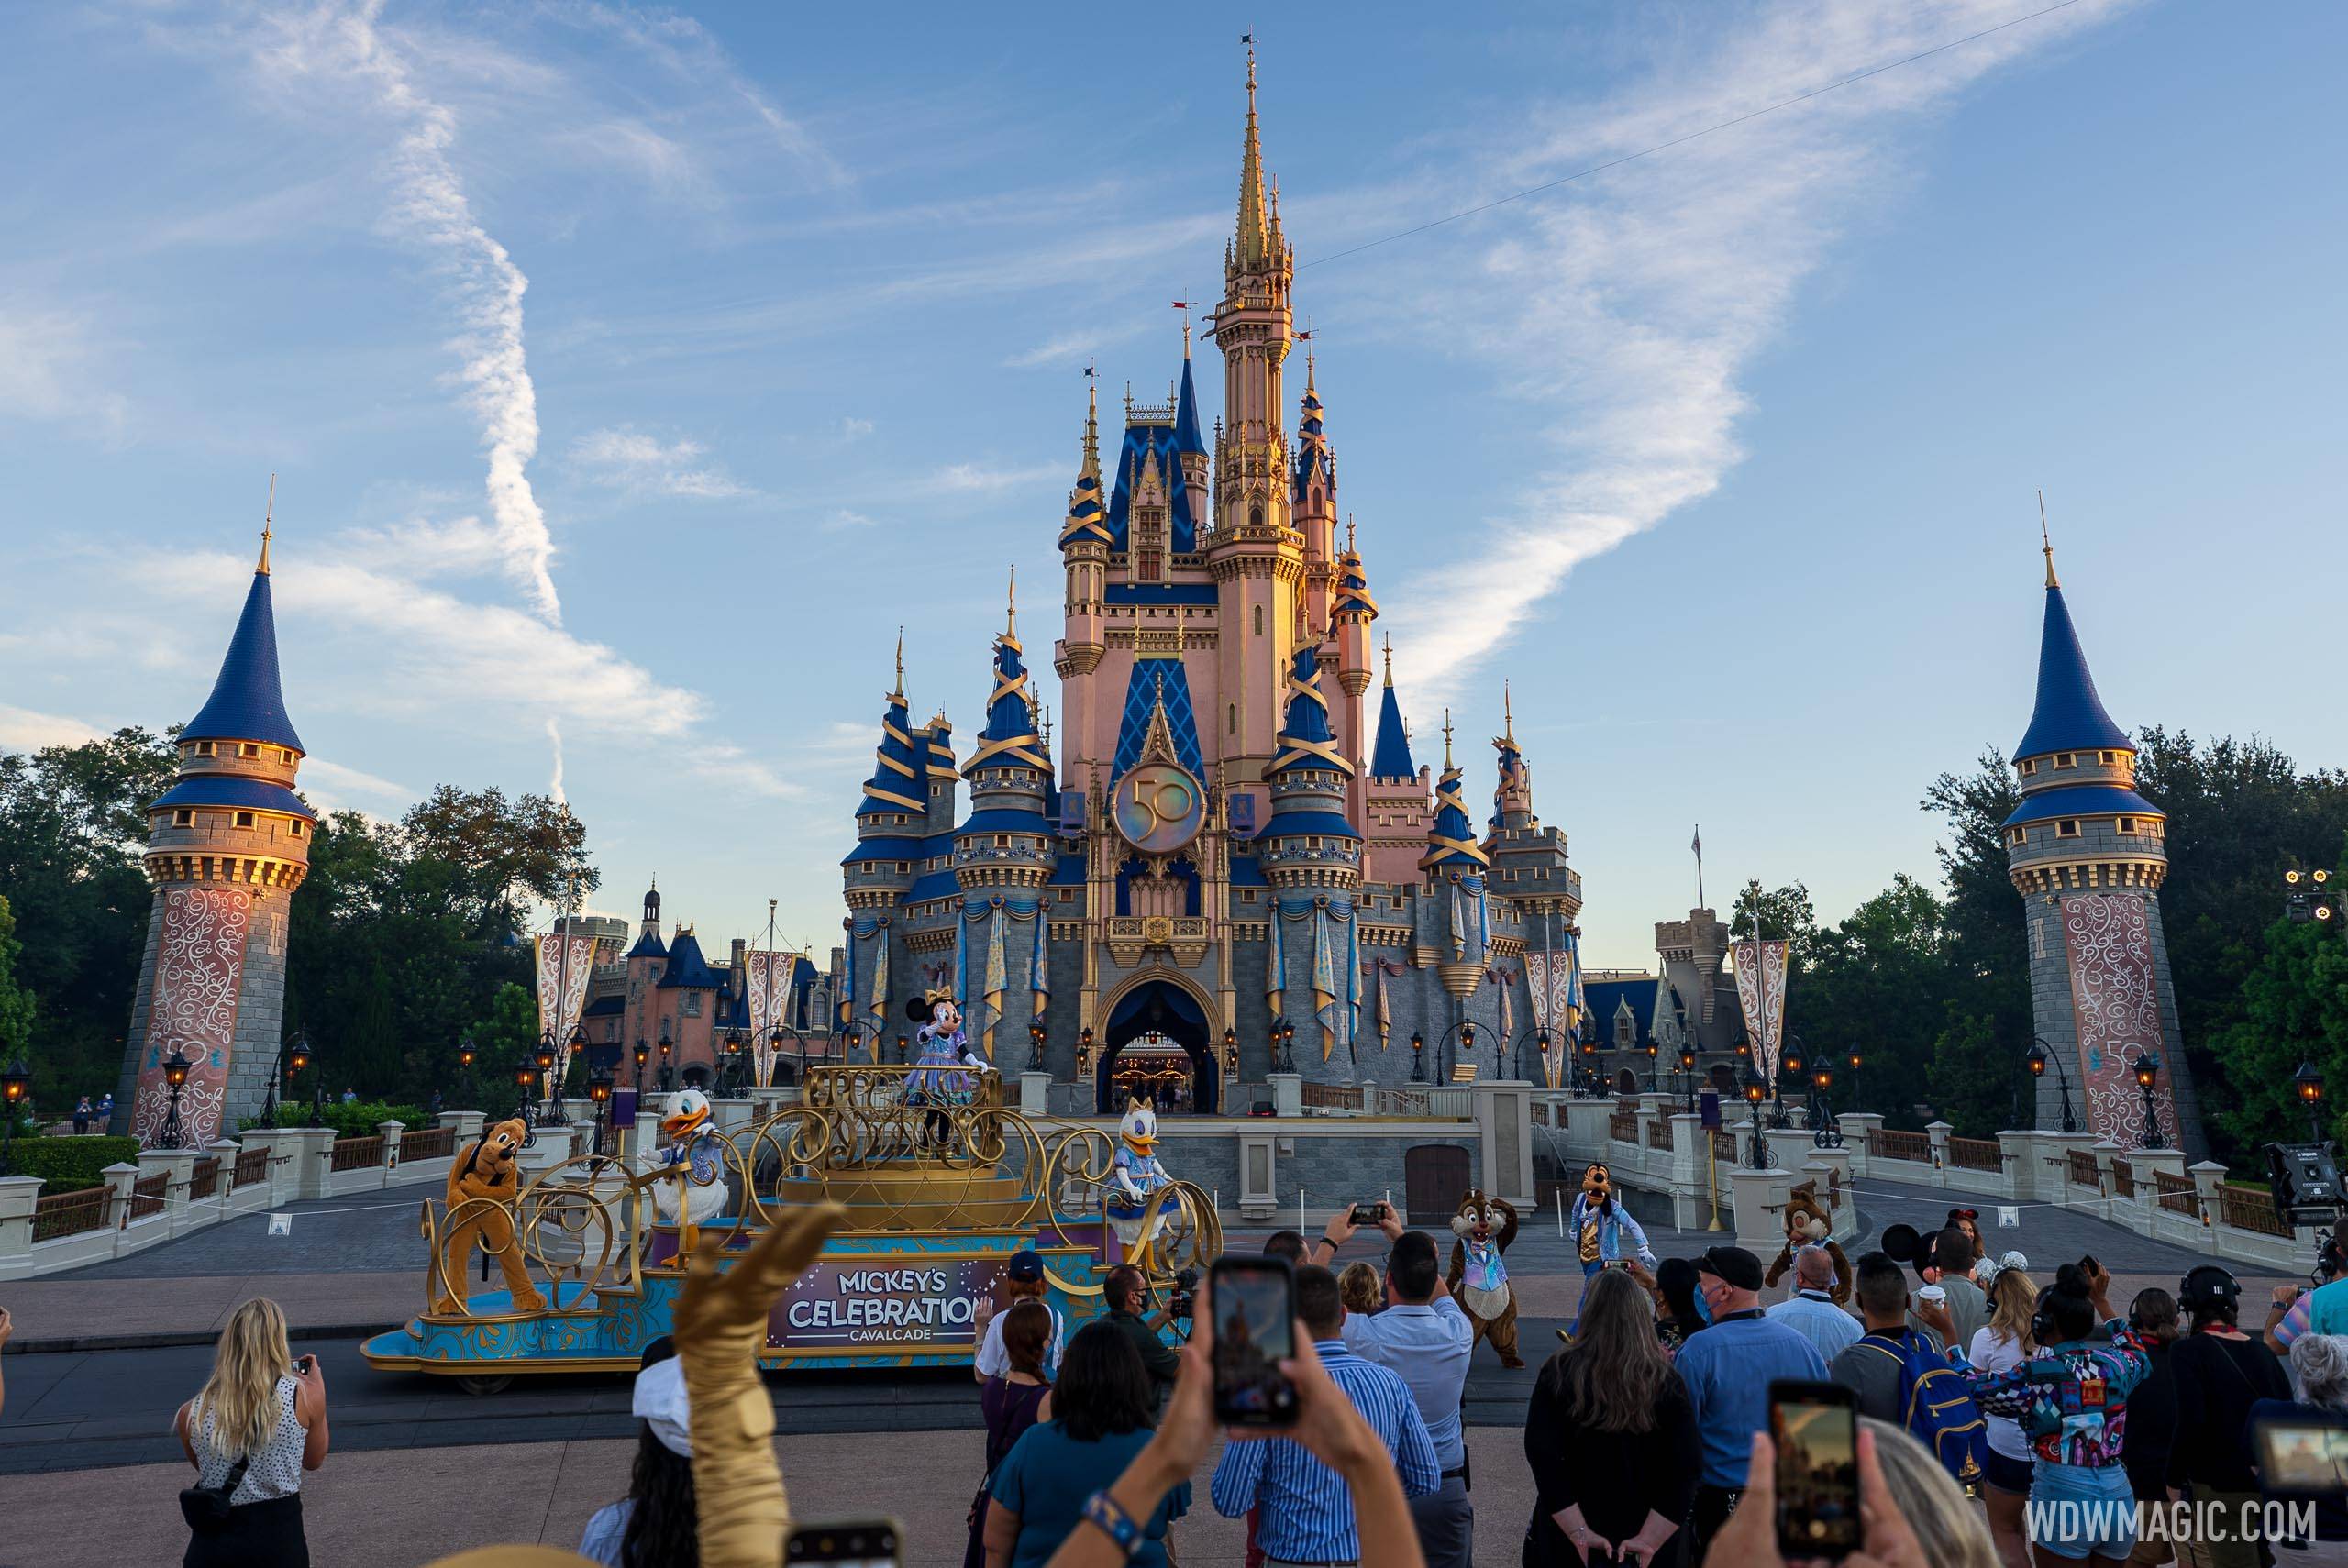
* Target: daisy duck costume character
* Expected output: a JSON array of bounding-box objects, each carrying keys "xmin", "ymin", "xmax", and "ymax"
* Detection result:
[
  {"xmin": 1105, "ymin": 1096, "xmax": 1173, "ymax": 1274},
  {"xmin": 642, "ymin": 1087, "xmax": 728, "ymax": 1259},
  {"xmin": 1568, "ymin": 1162, "xmax": 1656, "ymax": 1332}
]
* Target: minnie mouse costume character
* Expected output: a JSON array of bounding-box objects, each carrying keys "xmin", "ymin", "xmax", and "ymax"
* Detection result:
[{"xmin": 904, "ymin": 994, "xmax": 994, "ymax": 1144}]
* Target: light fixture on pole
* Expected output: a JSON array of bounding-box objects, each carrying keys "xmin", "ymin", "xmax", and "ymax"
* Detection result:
[
  {"xmin": 1028, "ymin": 1020, "xmax": 1047, "ymax": 1074},
  {"xmin": 2132, "ymin": 1051, "xmax": 2165, "ymax": 1151},
  {"xmin": 0, "ymin": 1059, "xmax": 28, "ymax": 1175},
  {"xmin": 2023, "ymin": 1036, "xmax": 2077, "ymax": 1134},
  {"xmin": 1742, "ymin": 1066, "xmax": 1770, "ymax": 1170},
  {"xmin": 1223, "ymin": 1027, "xmax": 1238, "ymax": 1078},
  {"xmin": 1410, "ymin": 1029, "xmax": 1426, "ymax": 1084},
  {"xmin": 632, "ymin": 1038, "xmax": 649, "ymax": 1094},
  {"xmin": 587, "ymin": 1068, "xmax": 614, "ymax": 1155},
  {"xmin": 157, "ymin": 1048, "xmax": 194, "ymax": 1149},
  {"xmin": 2295, "ymin": 1060, "xmax": 2327, "ymax": 1143}
]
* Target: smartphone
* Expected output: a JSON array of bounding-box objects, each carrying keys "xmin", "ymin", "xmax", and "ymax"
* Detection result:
[
  {"xmin": 1772, "ymin": 1379, "xmax": 1861, "ymax": 1560},
  {"xmin": 1349, "ymin": 1202, "xmax": 1385, "ymax": 1227},
  {"xmin": 2256, "ymin": 1419, "xmax": 2348, "ymax": 1494},
  {"xmin": 785, "ymin": 1518, "xmax": 903, "ymax": 1568},
  {"xmin": 1209, "ymin": 1256, "xmax": 1299, "ymax": 1427},
  {"xmin": 294, "ymin": 1355, "xmax": 315, "ymax": 1375}
]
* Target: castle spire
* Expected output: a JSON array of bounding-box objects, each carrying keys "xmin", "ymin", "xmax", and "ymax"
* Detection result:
[
  {"xmin": 1503, "ymin": 681, "xmax": 1514, "ymax": 744},
  {"xmin": 1382, "ymin": 632, "xmax": 1392, "ymax": 687},
  {"xmin": 2039, "ymin": 489, "xmax": 2059, "ymax": 588},
  {"xmin": 1443, "ymin": 709, "xmax": 1455, "ymax": 769},
  {"xmin": 258, "ymin": 472, "xmax": 275, "ymax": 576},
  {"xmin": 1005, "ymin": 565, "xmax": 1017, "ymax": 639},
  {"xmin": 184, "ymin": 510, "xmax": 304, "ymax": 754},
  {"xmin": 892, "ymin": 625, "xmax": 905, "ymax": 700},
  {"xmin": 1236, "ymin": 39, "xmax": 1269, "ymax": 272}
]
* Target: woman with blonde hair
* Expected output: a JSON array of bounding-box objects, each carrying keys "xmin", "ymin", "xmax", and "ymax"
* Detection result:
[
  {"xmin": 1338, "ymin": 1260, "xmax": 1383, "ymax": 1319},
  {"xmin": 173, "ymin": 1297, "xmax": 327, "ymax": 1566},
  {"xmin": 1968, "ymin": 1263, "xmax": 2038, "ymax": 1568},
  {"xmin": 1856, "ymin": 1416, "xmax": 2002, "ymax": 1568}
]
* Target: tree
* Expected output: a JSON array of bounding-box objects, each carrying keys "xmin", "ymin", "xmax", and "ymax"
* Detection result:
[
  {"xmin": 1791, "ymin": 875, "xmax": 1952, "ymax": 1128},
  {"xmin": 473, "ymin": 982, "xmax": 540, "ymax": 1084},
  {"xmin": 0, "ymin": 895, "xmax": 34, "ymax": 1063},
  {"xmin": 1728, "ymin": 881, "xmax": 1821, "ymax": 969},
  {"xmin": 399, "ymin": 786, "xmax": 598, "ymax": 940}
]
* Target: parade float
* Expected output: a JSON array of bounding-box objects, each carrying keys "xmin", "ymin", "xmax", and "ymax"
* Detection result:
[{"xmin": 360, "ymin": 1063, "xmax": 1217, "ymax": 1390}]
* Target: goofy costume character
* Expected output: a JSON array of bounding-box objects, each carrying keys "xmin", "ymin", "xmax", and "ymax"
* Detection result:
[{"xmin": 1568, "ymin": 1162, "xmax": 1656, "ymax": 1334}]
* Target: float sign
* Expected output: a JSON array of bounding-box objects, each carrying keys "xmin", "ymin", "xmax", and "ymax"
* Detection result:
[{"xmin": 766, "ymin": 1256, "xmax": 1005, "ymax": 1351}]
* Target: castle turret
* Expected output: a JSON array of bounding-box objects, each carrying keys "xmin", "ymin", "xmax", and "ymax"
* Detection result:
[
  {"xmin": 121, "ymin": 513, "xmax": 313, "ymax": 1144},
  {"xmin": 1364, "ymin": 635, "xmax": 1432, "ymax": 885},
  {"xmin": 956, "ymin": 578, "xmax": 1056, "ymax": 1060},
  {"xmin": 2005, "ymin": 541, "xmax": 2202, "ymax": 1154},
  {"xmin": 1257, "ymin": 646, "xmax": 1361, "ymax": 1061},
  {"xmin": 1419, "ymin": 715, "xmax": 1490, "ymax": 999},
  {"xmin": 628, "ymin": 880, "xmax": 668, "ymax": 959},
  {"xmin": 1480, "ymin": 688, "xmax": 1581, "ymax": 1071},
  {"xmin": 1291, "ymin": 359, "xmax": 1338, "ymax": 630},
  {"xmin": 921, "ymin": 712, "xmax": 959, "ymax": 837}
]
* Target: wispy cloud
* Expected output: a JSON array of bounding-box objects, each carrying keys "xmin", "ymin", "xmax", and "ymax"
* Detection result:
[
  {"xmin": 569, "ymin": 425, "xmax": 752, "ymax": 499},
  {"xmin": 1005, "ymin": 327, "xmax": 1132, "ymax": 370},
  {"xmin": 245, "ymin": 2, "xmax": 561, "ymax": 621},
  {"xmin": 1369, "ymin": 0, "xmax": 2128, "ymax": 704},
  {"xmin": 823, "ymin": 509, "xmax": 878, "ymax": 532},
  {"xmin": 0, "ymin": 704, "xmax": 103, "ymax": 752},
  {"xmin": 920, "ymin": 461, "xmax": 1059, "ymax": 496},
  {"xmin": 0, "ymin": 304, "xmax": 129, "ymax": 440}
]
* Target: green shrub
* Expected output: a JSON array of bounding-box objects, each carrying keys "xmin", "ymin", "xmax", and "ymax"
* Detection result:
[
  {"xmin": 10, "ymin": 1135, "xmax": 141, "ymax": 1194},
  {"xmin": 238, "ymin": 1099, "xmax": 426, "ymax": 1141}
]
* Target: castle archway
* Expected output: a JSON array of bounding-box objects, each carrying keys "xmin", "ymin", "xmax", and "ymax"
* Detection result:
[{"xmin": 1098, "ymin": 975, "xmax": 1220, "ymax": 1116}]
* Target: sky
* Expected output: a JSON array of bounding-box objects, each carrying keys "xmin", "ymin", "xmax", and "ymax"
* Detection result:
[{"xmin": 2, "ymin": 1, "xmax": 2342, "ymax": 969}]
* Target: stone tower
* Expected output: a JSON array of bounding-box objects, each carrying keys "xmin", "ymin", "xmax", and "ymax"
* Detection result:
[
  {"xmin": 117, "ymin": 525, "xmax": 313, "ymax": 1145},
  {"xmin": 2005, "ymin": 544, "xmax": 2204, "ymax": 1154}
]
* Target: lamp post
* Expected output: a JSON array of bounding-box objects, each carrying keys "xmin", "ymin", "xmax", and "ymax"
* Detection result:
[
  {"xmin": 769, "ymin": 1025, "xmax": 790, "ymax": 1088},
  {"xmin": 1275, "ymin": 1019, "xmax": 1298, "ymax": 1075},
  {"xmin": 722, "ymin": 1028, "xmax": 748, "ymax": 1097},
  {"xmin": 1077, "ymin": 1026, "xmax": 1094, "ymax": 1081},
  {"xmin": 632, "ymin": 1038, "xmax": 649, "ymax": 1095},
  {"xmin": 156, "ymin": 1048, "xmax": 194, "ymax": 1149},
  {"xmin": 2295, "ymin": 1060, "xmax": 2327, "ymax": 1143},
  {"xmin": 1811, "ymin": 1064, "xmax": 1844, "ymax": 1148},
  {"xmin": 288, "ymin": 1030, "xmax": 325, "ymax": 1130},
  {"xmin": 260, "ymin": 1039, "xmax": 282, "ymax": 1126},
  {"xmin": 894, "ymin": 1033, "xmax": 909, "ymax": 1066},
  {"xmin": 1027, "ymin": 1020, "xmax": 1047, "ymax": 1074},
  {"xmin": 587, "ymin": 1068, "xmax": 614, "ymax": 1155},
  {"xmin": 1644, "ymin": 1039, "xmax": 1659, "ymax": 1093},
  {"xmin": 534, "ymin": 1037, "xmax": 557, "ymax": 1127},
  {"xmin": 1223, "ymin": 1027, "xmax": 1238, "ymax": 1082},
  {"xmin": 1678, "ymin": 1044, "xmax": 1698, "ymax": 1116},
  {"xmin": 1743, "ymin": 1066, "xmax": 1771, "ymax": 1170},
  {"xmin": 1774, "ymin": 1038, "xmax": 1804, "ymax": 1131},
  {"xmin": 1532, "ymin": 1027, "xmax": 1552, "ymax": 1087},
  {"xmin": 2132, "ymin": 1051, "xmax": 2166, "ymax": 1151},
  {"xmin": 0, "ymin": 1059, "xmax": 28, "ymax": 1175},
  {"xmin": 658, "ymin": 1024, "xmax": 673, "ymax": 1092},
  {"xmin": 1578, "ymin": 1030, "xmax": 1598, "ymax": 1098},
  {"xmin": 1846, "ymin": 1047, "xmax": 1865, "ymax": 1118},
  {"xmin": 513, "ymin": 1060, "xmax": 537, "ymax": 1132},
  {"xmin": 457, "ymin": 1033, "xmax": 477, "ymax": 1112},
  {"xmin": 2023, "ymin": 1035, "xmax": 2077, "ymax": 1134},
  {"xmin": 1410, "ymin": 1029, "xmax": 1426, "ymax": 1083},
  {"xmin": 556, "ymin": 1022, "xmax": 586, "ymax": 1121}
]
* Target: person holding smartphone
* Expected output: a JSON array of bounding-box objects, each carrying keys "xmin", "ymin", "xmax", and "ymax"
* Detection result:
[
  {"xmin": 173, "ymin": 1298, "xmax": 328, "ymax": 1568},
  {"xmin": 2249, "ymin": 1334, "xmax": 2348, "ymax": 1566},
  {"xmin": 1211, "ymin": 1264, "xmax": 1440, "ymax": 1568}
]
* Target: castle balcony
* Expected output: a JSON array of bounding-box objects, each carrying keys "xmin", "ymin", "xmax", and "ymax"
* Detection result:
[{"xmin": 1104, "ymin": 915, "xmax": 1213, "ymax": 970}]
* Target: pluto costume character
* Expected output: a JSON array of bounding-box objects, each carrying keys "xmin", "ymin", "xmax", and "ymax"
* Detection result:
[
  {"xmin": 1104, "ymin": 1096, "xmax": 1173, "ymax": 1274},
  {"xmin": 1446, "ymin": 1189, "xmax": 1524, "ymax": 1368},
  {"xmin": 1763, "ymin": 1180, "xmax": 1853, "ymax": 1305},
  {"xmin": 431, "ymin": 1117, "xmax": 546, "ymax": 1316},
  {"xmin": 1568, "ymin": 1162, "xmax": 1655, "ymax": 1334},
  {"xmin": 643, "ymin": 1088, "xmax": 729, "ymax": 1260}
]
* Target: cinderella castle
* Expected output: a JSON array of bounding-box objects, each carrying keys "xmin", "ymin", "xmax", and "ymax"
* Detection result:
[{"xmin": 841, "ymin": 54, "xmax": 1586, "ymax": 1111}]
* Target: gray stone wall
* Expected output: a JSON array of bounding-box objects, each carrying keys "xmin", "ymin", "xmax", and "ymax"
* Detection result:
[
  {"xmin": 2024, "ymin": 890, "xmax": 2207, "ymax": 1158},
  {"xmin": 109, "ymin": 894, "xmax": 169, "ymax": 1135}
]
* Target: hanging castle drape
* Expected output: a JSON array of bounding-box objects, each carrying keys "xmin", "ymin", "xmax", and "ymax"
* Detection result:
[
  {"xmin": 956, "ymin": 896, "xmax": 1046, "ymax": 1063},
  {"xmin": 1272, "ymin": 892, "xmax": 1358, "ymax": 1061}
]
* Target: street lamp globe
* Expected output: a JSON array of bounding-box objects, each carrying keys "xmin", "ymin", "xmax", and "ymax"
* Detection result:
[
  {"xmin": 2024, "ymin": 1041, "xmax": 2049, "ymax": 1079},
  {"xmin": 2132, "ymin": 1053, "xmax": 2162, "ymax": 1092},
  {"xmin": 2294, "ymin": 1060, "xmax": 2325, "ymax": 1110}
]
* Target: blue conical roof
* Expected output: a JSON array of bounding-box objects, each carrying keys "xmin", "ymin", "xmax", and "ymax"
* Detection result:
[
  {"xmin": 1172, "ymin": 356, "xmax": 1207, "ymax": 457},
  {"xmin": 965, "ymin": 625, "xmax": 1050, "ymax": 775},
  {"xmin": 1370, "ymin": 680, "xmax": 1414, "ymax": 779},
  {"xmin": 183, "ymin": 570, "xmax": 303, "ymax": 752},
  {"xmin": 2015, "ymin": 584, "xmax": 2131, "ymax": 759},
  {"xmin": 858, "ymin": 691, "xmax": 926, "ymax": 816}
]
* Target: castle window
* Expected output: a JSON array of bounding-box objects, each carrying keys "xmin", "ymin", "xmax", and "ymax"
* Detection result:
[
  {"xmin": 172, "ymin": 808, "xmax": 194, "ymax": 827},
  {"xmin": 2055, "ymin": 819, "xmax": 2081, "ymax": 838},
  {"xmin": 281, "ymin": 749, "xmax": 295, "ymax": 764},
  {"xmin": 1615, "ymin": 1017, "xmax": 1634, "ymax": 1048},
  {"xmin": 289, "ymin": 820, "xmax": 304, "ymax": 837},
  {"xmin": 1250, "ymin": 504, "xmax": 1265, "ymax": 529},
  {"xmin": 2054, "ymin": 753, "xmax": 2076, "ymax": 769},
  {"xmin": 1228, "ymin": 702, "xmax": 1237, "ymax": 735},
  {"xmin": 2009, "ymin": 827, "xmax": 2027, "ymax": 846},
  {"xmin": 2116, "ymin": 817, "xmax": 2135, "ymax": 834},
  {"xmin": 239, "ymin": 743, "xmax": 260, "ymax": 758},
  {"xmin": 234, "ymin": 811, "xmax": 255, "ymax": 828},
  {"xmin": 2016, "ymin": 758, "xmax": 2037, "ymax": 778},
  {"xmin": 195, "ymin": 741, "xmax": 216, "ymax": 757},
  {"xmin": 1253, "ymin": 605, "xmax": 1264, "ymax": 636},
  {"xmin": 683, "ymin": 993, "xmax": 703, "ymax": 1018},
  {"xmin": 995, "ymin": 834, "xmax": 1011, "ymax": 847}
]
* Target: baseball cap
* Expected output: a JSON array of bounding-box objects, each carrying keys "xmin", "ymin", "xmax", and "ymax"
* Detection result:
[
  {"xmin": 1695, "ymin": 1245, "xmax": 1764, "ymax": 1292},
  {"xmin": 1006, "ymin": 1249, "xmax": 1045, "ymax": 1283}
]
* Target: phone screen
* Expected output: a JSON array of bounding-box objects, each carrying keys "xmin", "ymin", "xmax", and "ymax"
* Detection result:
[
  {"xmin": 1772, "ymin": 1380, "xmax": 1861, "ymax": 1559},
  {"xmin": 2258, "ymin": 1419, "xmax": 2348, "ymax": 1494},
  {"xmin": 785, "ymin": 1519, "xmax": 902, "ymax": 1568},
  {"xmin": 1210, "ymin": 1257, "xmax": 1299, "ymax": 1427},
  {"xmin": 1350, "ymin": 1204, "xmax": 1383, "ymax": 1226}
]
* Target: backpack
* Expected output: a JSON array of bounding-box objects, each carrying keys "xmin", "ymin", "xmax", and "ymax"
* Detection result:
[{"xmin": 1856, "ymin": 1331, "xmax": 1990, "ymax": 1485}]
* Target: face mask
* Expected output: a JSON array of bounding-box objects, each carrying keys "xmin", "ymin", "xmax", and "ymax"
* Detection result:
[{"xmin": 1693, "ymin": 1286, "xmax": 1715, "ymax": 1325}]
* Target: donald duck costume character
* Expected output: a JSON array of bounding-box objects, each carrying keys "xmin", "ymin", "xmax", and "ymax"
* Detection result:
[
  {"xmin": 642, "ymin": 1087, "xmax": 728, "ymax": 1259},
  {"xmin": 1105, "ymin": 1095, "xmax": 1173, "ymax": 1274}
]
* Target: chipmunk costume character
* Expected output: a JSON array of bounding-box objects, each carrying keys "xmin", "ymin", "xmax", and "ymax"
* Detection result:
[
  {"xmin": 1446, "ymin": 1189, "xmax": 1524, "ymax": 1368},
  {"xmin": 643, "ymin": 1088, "xmax": 729, "ymax": 1257},
  {"xmin": 431, "ymin": 1117, "xmax": 546, "ymax": 1315},
  {"xmin": 1105, "ymin": 1095, "xmax": 1173, "ymax": 1272},
  {"xmin": 1764, "ymin": 1179, "xmax": 1852, "ymax": 1305}
]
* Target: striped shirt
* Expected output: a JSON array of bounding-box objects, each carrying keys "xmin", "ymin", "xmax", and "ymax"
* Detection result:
[{"xmin": 1211, "ymin": 1340, "xmax": 1440, "ymax": 1563}]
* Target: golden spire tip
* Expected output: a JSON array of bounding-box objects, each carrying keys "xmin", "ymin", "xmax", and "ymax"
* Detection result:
[
  {"xmin": 2038, "ymin": 489, "xmax": 2059, "ymax": 588},
  {"xmin": 892, "ymin": 626, "xmax": 905, "ymax": 698},
  {"xmin": 257, "ymin": 471, "xmax": 276, "ymax": 575},
  {"xmin": 1006, "ymin": 565, "xmax": 1017, "ymax": 637},
  {"xmin": 1382, "ymin": 631, "xmax": 1393, "ymax": 687},
  {"xmin": 1442, "ymin": 707, "xmax": 1454, "ymax": 769}
]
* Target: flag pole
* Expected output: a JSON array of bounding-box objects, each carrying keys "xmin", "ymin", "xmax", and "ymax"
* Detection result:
[{"xmin": 1693, "ymin": 824, "xmax": 1705, "ymax": 910}]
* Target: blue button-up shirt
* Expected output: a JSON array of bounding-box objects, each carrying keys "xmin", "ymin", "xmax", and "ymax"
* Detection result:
[
  {"xmin": 1767, "ymin": 1289, "xmax": 1863, "ymax": 1362},
  {"xmin": 1674, "ymin": 1310, "xmax": 1831, "ymax": 1488},
  {"xmin": 1211, "ymin": 1339, "xmax": 1441, "ymax": 1562},
  {"xmin": 1341, "ymin": 1297, "xmax": 1473, "ymax": 1470}
]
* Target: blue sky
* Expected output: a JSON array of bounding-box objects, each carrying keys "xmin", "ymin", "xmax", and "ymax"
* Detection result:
[{"xmin": 2, "ymin": 1, "xmax": 2341, "ymax": 968}]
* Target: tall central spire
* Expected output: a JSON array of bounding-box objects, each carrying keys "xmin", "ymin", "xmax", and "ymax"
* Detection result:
[{"xmin": 1236, "ymin": 40, "xmax": 1269, "ymax": 272}]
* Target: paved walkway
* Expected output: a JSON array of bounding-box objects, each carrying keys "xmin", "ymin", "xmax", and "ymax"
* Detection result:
[{"xmin": 0, "ymin": 1424, "xmax": 1540, "ymax": 1567}]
